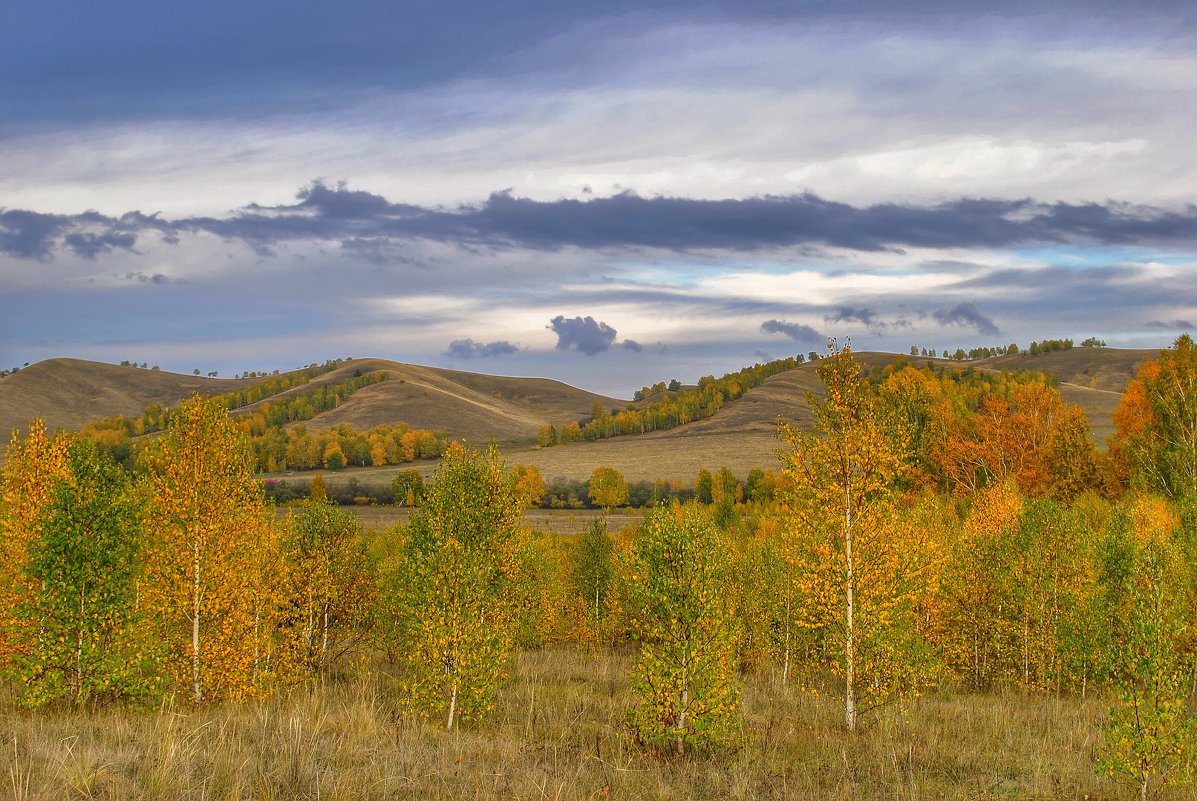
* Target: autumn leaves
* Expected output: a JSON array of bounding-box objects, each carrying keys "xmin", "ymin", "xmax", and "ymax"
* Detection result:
[
  {"xmin": 1, "ymin": 336, "xmax": 1196, "ymax": 793},
  {"xmin": 1, "ymin": 398, "xmax": 377, "ymax": 706}
]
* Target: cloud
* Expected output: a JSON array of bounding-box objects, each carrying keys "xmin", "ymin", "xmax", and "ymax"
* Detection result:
[
  {"xmin": 1145, "ymin": 319, "xmax": 1195, "ymax": 330},
  {"xmin": 444, "ymin": 338, "xmax": 520, "ymax": 359},
  {"xmin": 753, "ymin": 348, "xmax": 772, "ymax": 362},
  {"xmin": 761, "ymin": 319, "xmax": 823, "ymax": 343},
  {"xmin": 621, "ymin": 339, "xmax": 643, "ymax": 352},
  {"xmin": 932, "ymin": 302, "xmax": 1000, "ymax": 336},
  {"xmin": 548, "ymin": 315, "xmax": 618, "ymax": 356},
  {"xmin": 825, "ymin": 306, "xmax": 880, "ymax": 327},
  {"xmin": 5, "ymin": 185, "xmax": 1197, "ymax": 264},
  {"xmin": 0, "ymin": 209, "xmax": 71, "ymax": 260},
  {"xmin": 293, "ymin": 181, "xmax": 394, "ymax": 219},
  {"xmin": 123, "ymin": 271, "xmax": 168, "ymax": 284},
  {"xmin": 65, "ymin": 231, "xmax": 138, "ymax": 259}
]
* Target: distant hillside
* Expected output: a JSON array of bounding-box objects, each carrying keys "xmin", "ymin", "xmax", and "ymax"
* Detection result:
[
  {"xmin": 267, "ymin": 359, "xmax": 622, "ymax": 446},
  {"xmin": 0, "ymin": 359, "xmax": 255, "ymax": 441},
  {"xmin": 0, "ymin": 357, "xmax": 621, "ymax": 449},
  {"xmin": 477, "ymin": 348, "xmax": 1152, "ymax": 482},
  {"xmin": 0, "ymin": 347, "xmax": 1155, "ymax": 480}
]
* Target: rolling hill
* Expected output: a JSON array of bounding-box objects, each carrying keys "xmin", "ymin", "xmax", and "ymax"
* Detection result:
[
  {"xmin": 0, "ymin": 357, "xmax": 622, "ymax": 449},
  {"xmin": 0, "ymin": 347, "xmax": 1156, "ymax": 481}
]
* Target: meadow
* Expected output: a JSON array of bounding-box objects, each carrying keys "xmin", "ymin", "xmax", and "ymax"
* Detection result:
[{"xmin": 2, "ymin": 646, "xmax": 1118, "ymax": 801}]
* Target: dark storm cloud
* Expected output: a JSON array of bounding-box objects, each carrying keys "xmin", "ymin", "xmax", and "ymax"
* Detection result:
[
  {"xmin": 761, "ymin": 319, "xmax": 823, "ymax": 343},
  {"xmin": 548, "ymin": 315, "xmax": 619, "ymax": 356},
  {"xmin": 444, "ymin": 338, "xmax": 520, "ymax": 359},
  {"xmin": 621, "ymin": 339, "xmax": 644, "ymax": 352},
  {"xmin": 431, "ymin": 193, "xmax": 1197, "ymax": 253},
  {"xmin": 932, "ymin": 302, "xmax": 1000, "ymax": 336},
  {"xmin": 5, "ymin": 185, "xmax": 1197, "ymax": 263}
]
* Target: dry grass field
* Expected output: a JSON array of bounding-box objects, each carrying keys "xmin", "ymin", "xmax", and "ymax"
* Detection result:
[
  {"xmin": 290, "ymin": 504, "xmax": 637, "ymax": 537},
  {"xmin": 0, "ymin": 646, "xmax": 1138, "ymax": 801}
]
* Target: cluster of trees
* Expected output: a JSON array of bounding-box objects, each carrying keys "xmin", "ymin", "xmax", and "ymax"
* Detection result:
[
  {"xmin": 3, "ymin": 336, "xmax": 1195, "ymax": 795},
  {"xmin": 81, "ymin": 370, "xmax": 395, "ymax": 470},
  {"xmin": 910, "ymin": 344, "xmax": 1020, "ymax": 360},
  {"xmin": 247, "ymin": 420, "xmax": 446, "ymax": 473},
  {"xmin": 537, "ymin": 356, "xmax": 804, "ymax": 446},
  {"xmin": 1029, "ymin": 338, "xmax": 1076, "ymax": 355},
  {"xmin": 0, "ymin": 362, "xmax": 31, "ymax": 379},
  {"xmin": 907, "ymin": 337, "xmax": 1093, "ymax": 361},
  {"xmin": 0, "ymin": 403, "xmax": 376, "ymax": 705}
]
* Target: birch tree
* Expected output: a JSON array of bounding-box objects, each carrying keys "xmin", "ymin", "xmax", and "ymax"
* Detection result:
[
  {"xmin": 399, "ymin": 442, "xmax": 523, "ymax": 729},
  {"xmin": 0, "ymin": 420, "xmax": 71, "ymax": 671},
  {"xmin": 140, "ymin": 395, "xmax": 280, "ymax": 702},
  {"xmin": 627, "ymin": 503, "xmax": 739, "ymax": 755},
  {"xmin": 11, "ymin": 439, "xmax": 159, "ymax": 705},
  {"xmin": 779, "ymin": 342, "xmax": 921, "ymax": 731}
]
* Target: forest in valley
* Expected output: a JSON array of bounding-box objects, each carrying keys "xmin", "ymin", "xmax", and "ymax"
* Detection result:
[{"xmin": 1, "ymin": 335, "xmax": 1195, "ymax": 800}]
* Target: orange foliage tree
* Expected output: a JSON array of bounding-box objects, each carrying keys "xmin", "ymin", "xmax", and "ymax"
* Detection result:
[{"xmin": 1111, "ymin": 334, "xmax": 1197, "ymax": 498}]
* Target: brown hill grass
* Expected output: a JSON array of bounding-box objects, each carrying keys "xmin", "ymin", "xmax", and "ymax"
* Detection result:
[
  {"xmin": 281, "ymin": 359, "xmax": 622, "ymax": 446},
  {"xmin": 0, "ymin": 357, "xmax": 621, "ymax": 451},
  {"xmin": 0, "ymin": 359, "xmax": 255, "ymax": 441}
]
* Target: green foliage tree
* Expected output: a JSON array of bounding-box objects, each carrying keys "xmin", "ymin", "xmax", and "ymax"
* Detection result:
[
  {"xmin": 1098, "ymin": 497, "xmax": 1195, "ymax": 800},
  {"xmin": 1112, "ymin": 334, "xmax": 1197, "ymax": 498},
  {"xmin": 572, "ymin": 517, "xmax": 615, "ymax": 641},
  {"xmin": 695, "ymin": 468, "xmax": 713, "ymax": 504},
  {"xmin": 589, "ymin": 466, "xmax": 629, "ymax": 509},
  {"xmin": 711, "ymin": 467, "xmax": 741, "ymax": 530},
  {"xmin": 627, "ymin": 503, "xmax": 739, "ymax": 755},
  {"xmin": 10, "ymin": 439, "xmax": 160, "ymax": 705},
  {"xmin": 398, "ymin": 443, "xmax": 524, "ymax": 728},
  {"xmin": 391, "ymin": 469, "xmax": 424, "ymax": 507},
  {"xmin": 284, "ymin": 501, "xmax": 376, "ymax": 675},
  {"xmin": 323, "ymin": 441, "xmax": 347, "ymax": 470}
]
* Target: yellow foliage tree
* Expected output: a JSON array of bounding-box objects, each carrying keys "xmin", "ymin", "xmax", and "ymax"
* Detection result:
[
  {"xmin": 780, "ymin": 343, "xmax": 931, "ymax": 731},
  {"xmin": 140, "ymin": 396, "xmax": 286, "ymax": 702},
  {"xmin": 935, "ymin": 482, "xmax": 1024, "ymax": 689}
]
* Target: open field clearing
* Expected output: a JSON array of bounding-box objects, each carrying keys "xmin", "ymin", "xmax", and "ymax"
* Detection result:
[
  {"xmin": 292, "ymin": 504, "xmax": 641, "ymax": 536},
  {"xmin": 0, "ymin": 646, "xmax": 1128, "ymax": 801}
]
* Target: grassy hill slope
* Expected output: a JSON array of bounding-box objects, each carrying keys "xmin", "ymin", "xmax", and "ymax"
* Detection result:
[
  {"xmin": 0, "ymin": 359, "xmax": 255, "ymax": 440},
  {"xmin": 0, "ymin": 357, "xmax": 621, "ymax": 449},
  {"xmin": 279, "ymin": 359, "xmax": 622, "ymax": 446}
]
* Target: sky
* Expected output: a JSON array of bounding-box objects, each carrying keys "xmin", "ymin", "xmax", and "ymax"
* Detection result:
[{"xmin": 2, "ymin": 0, "xmax": 1195, "ymax": 396}]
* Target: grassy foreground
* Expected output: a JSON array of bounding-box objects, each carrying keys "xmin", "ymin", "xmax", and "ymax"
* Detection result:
[{"xmin": 0, "ymin": 646, "xmax": 1150, "ymax": 801}]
